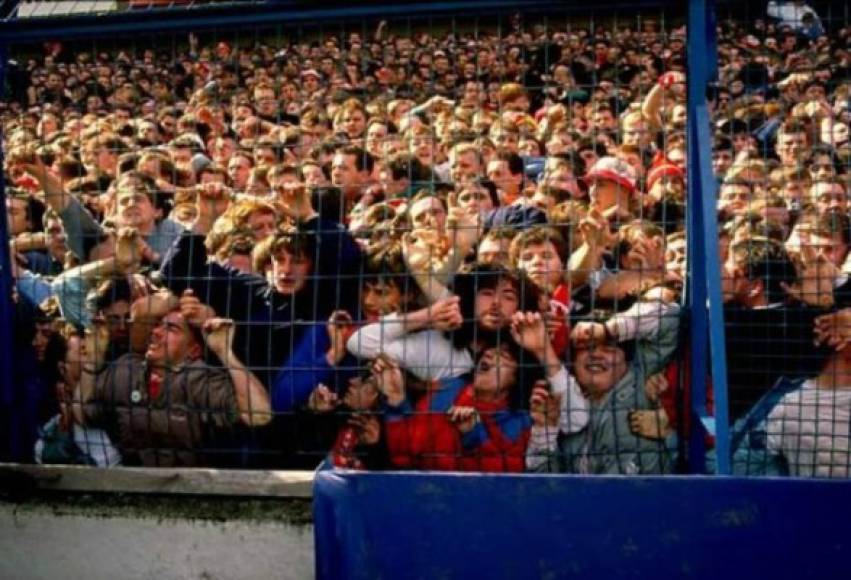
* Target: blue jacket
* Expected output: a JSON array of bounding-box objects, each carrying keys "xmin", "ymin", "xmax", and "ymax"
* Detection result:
[
  {"xmin": 271, "ymin": 322, "xmax": 359, "ymax": 413},
  {"xmin": 158, "ymin": 217, "xmax": 362, "ymax": 387}
]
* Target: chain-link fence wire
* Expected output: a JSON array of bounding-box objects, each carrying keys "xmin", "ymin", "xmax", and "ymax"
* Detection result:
[
  {"xmin": 711, "ymin": 0, "xmax": 851, "ymax": 477},
  {"xmin": 2, "ymin": 4, "xmax": 703, "ymax": 474}
]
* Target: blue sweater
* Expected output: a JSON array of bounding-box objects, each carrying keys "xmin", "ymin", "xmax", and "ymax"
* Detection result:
[{"xmin": 271, "ymin": 322, "xmax": 359, "ymax": 413}]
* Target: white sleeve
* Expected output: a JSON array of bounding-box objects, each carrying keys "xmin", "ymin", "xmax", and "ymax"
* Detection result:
[
  {"xmin": 346, "ymin": 313, "xmax": 408, "ymax": 360},
  {"xmin": 383, "ymin": 330, "xmax": 473, "ymax": 381},
  {"xmin": 548, "ymin": 366, "xmax": 589, "ymax": 434},
  {"xmin": 347, "ymin": 318, "xmax": 473, "ymax": 381},
  {"xmin": 526, "ymin": 425, "xmax": 560, "ymax": 472},
  {"xmin": 605, "ymin": 300, "xmax": 680, "ymax": 342}
]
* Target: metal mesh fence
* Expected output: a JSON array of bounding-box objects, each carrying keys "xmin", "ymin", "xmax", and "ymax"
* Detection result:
[
  {"xmin": 4, "ymin": 1, "xmax": 845, "ymax": 478},
  {"xmin": 713, "ymin": 0, "xmax": 851, "ymax": 477}
]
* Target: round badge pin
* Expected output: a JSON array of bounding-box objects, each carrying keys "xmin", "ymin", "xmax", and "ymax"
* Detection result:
[{"xmin": 131, "ymin": 390, "xmax": 142, "ymax": 404}]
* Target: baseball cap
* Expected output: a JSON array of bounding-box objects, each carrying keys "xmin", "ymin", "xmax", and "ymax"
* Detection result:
[
  {"xmin": 583, "ymin": 156, "xmax": 637, "ymax": 193},
  {"xmin": 646, "ymin": 163, "xmax": 685, "ymax": 191}
]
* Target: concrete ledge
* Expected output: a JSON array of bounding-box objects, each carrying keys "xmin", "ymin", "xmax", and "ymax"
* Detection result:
[{"xmin": 0, "ymin": 463, "xmax": 314, "ymax": 498}]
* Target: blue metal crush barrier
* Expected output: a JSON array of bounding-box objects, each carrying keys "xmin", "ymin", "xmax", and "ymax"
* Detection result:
[{"xmin": 313, "ymin": 470, "xmax": 851, "ymax": 580}]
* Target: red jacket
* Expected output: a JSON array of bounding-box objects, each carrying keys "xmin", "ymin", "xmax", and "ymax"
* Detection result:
[{"xmin": 384, "ymin": 378, "xmax": 531, "ymax": 472}]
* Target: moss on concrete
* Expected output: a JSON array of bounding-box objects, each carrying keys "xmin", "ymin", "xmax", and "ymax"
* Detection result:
[{"xmin": 1, "ymin": 491, "xmax": 313, "ymax": 526}]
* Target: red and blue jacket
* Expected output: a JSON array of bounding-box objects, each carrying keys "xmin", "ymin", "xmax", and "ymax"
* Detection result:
[{"xmin": 384, "ymin": 377, "xmax": 531, "ymax": 473}]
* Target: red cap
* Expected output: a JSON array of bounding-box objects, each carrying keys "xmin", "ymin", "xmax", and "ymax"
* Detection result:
[{"xmin": 646, "ymin": 163, "xmax": 684, "ymax": 191}]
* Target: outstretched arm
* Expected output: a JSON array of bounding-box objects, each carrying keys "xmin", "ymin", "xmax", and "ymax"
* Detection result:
[{"xmin": 203, "ymin": 318, "xmax": 272, "ymax": 427}]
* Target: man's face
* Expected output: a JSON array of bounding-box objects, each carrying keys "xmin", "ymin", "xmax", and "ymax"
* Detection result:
[
  {"xmin": 456, "ymin": 184, "xmax": 495, "ymax": 213},
  {"xmin": 103, "ymin": 299, "xmax": 131, "ymax": 343},
  {"xmin": 574, "ymin": 343, "xmax": 628, "ymax": 399},
  {"xmin": 776, "ymin": 131, "xmax": 807, "ymax": 166},
  {"xmin": 44, "ymin": 218, "xmax": 67, "ymax": 259},
  {"xmin": 409, "ymin": 197, "xmax": 447, "ymax": 233},
  {"xmin": 32, "ymin": 321, "xmax": 53, "ymax": 362},
  {"xmin": 343, "ymin": 376, "xmax": 380, "ymax": 411},
  {"xmin": 171, "ymin": 147, "xmax": 193, "ymax": 166},
  {"xmin": 592, "ymin": 109, "xmax": 616, "ymax": 130},
  {"xmin": 516, "ymin": 240, "xmax": 564, "ymax": 292},
  {"xmin": 214, "ymin": 138, "xmax": 237, "ymax": 165},
  {"xmin": 411, "ymin": 134, "xmax": 433, "ymax": 164},
  {"xmin": 331, "ymin": 153, "xmax": 366, "ymax": 195},
  {"xmin": 477, "ymin": 237, "xmax": 511, "ymax": 267},
  {"xmin": 340, "ymin": 109, "xmax": 366, "ymax": 139},
  {"xmin": 6, "ymin": 198, "xmax": 31, "ymax": 235},
  {"xmin": 138, "ymin": 122, "xmax": 160, "ymax": 144},
  {"xmin": 622, "ymin": 118, "xmax": 649, "ymax": 147},
  {"xmin": 590, "ymin": 179, "xmax": 628, "ymax": 213},
  {"xmin": 116, "ymin": 188, "xmax": 158, "ymax": 230},
  {"xmin": 713, "ymin": 150, "xmax": 734, "ymax": 176},
  {"xmin": 146, "ymin": 311, "xmax": 199, "ymax": 367},
  {"xmin": 812, "ymin": 182, "xmax": 848, "ymax": 215},
  {"xmin": 462, "ymin": 81, "xmax": 482, "ymax": 105},
  {"xmin": 64, "ymin": 334, "xmax": 83, "ymax": 386},
  {"xmin": 809, "ymin": 233, "xmax": 849, "ymax": 268},
  {"xmin": 303, "ymin": 75, "xmax": 320, "ymax": 93},
  {"xmin": 46, "ymin": 74, "xmax": 62, "ymax": 91},
  {"xmin": 450, "ymin": 150, "xmax": 482, "ymax": 183},
  {"xmin": 486, "ymin": 160, "xmax": 521, "ymax": 202},
  {"xmin": 302, "ymin": 164, "xmax": 328, "ymax": 188},
  {"xmin": 267, "ymin": 249, "xmax": 311, "ymax": 295},
  {"xmin": 228, "ymin": 155, "xmax": 251, "ymax": 191},
  {"xmin": 246, "ymin": 210, "xmax": 277, "ymax": 242},
  {"xmin": 254, "ymin": 88, "xmax": 277, "ymax": 117},
  {"xmin": 475, "ymin": 278, "xmax": 520, "ymax": 332},
  {"xmin": 93, "ymin": 147, "xmax": 117, "ymax": 174},
  {"xmin": 365, "ymin": 123, "xmax": 388, "ymax": 157},
  {"xmin": 493, "ymin": 131, "xmax": 519, "ymax": 153},
  {"xmin": 719, "ymin": 183, "xmax": 752, "ymax": 216},
  {"xmin": 811, "ymin": 155, "xmax": 836, "ymax": 182},
  {"xmin": 544, "ymin": 168, "xmax": 581, "ymax": 200},
  {"xmin": 546, "ymin": 131, "xmax": 573, "ymax": 156}
]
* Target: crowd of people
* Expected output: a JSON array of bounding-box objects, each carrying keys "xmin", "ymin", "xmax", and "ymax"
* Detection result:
[{"xmin": 2, "ymin": 2, "xmax": 850, "ymax": 477}]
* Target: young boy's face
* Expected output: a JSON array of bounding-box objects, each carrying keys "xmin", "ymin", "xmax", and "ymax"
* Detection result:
[
  {"xmin": 573, "ymin": 343, "xmax": 627, "ymax": 400},
  {"xmin": 474, "ymin": 346, "xmax": 517, "ymax": 398},
  {"xmin": 516, "ymin": 241, "xmax": 564, "ymax": 292},
  {"xmin": 362, "ymin": 280, "xmax": 403, "ymax": 321}
]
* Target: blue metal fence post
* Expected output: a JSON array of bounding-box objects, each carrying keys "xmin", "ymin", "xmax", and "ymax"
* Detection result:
[
  {"xmin": 0, "ymin": 41, "xmax": 17, "ymax": 460},
  {"xmin": 687, "ymin": 0, "xmax": 731, "ymax": 474}
]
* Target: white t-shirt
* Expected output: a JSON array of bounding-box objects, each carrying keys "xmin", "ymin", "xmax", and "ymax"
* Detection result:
[{"xmin": 766, "ymin": 380, "xmax": 851, "ymax": 478}]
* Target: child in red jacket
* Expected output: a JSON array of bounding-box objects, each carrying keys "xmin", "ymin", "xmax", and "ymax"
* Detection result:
[
  {"xmin": 373, "ymin": 311, "xmax": 575, "ymax": 473},
  {"xmin": 375, "ymin": 342, "xmax": 533, "ymax": 472}
]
